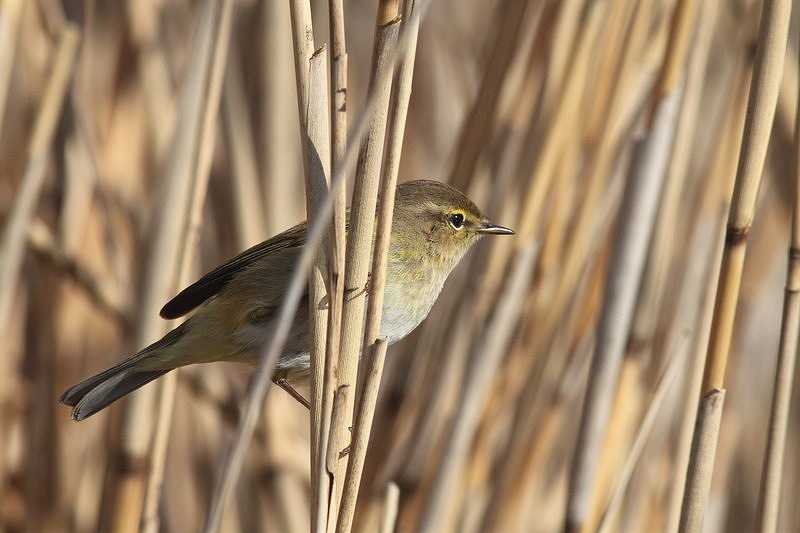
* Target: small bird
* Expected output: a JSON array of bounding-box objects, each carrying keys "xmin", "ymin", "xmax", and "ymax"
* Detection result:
[{"xmin": 60, "ymin": 180, "xmax": 513, "ymax": 420}]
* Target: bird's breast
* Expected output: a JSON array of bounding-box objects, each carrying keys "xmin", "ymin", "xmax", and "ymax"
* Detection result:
[{"xmin": 378, "ymin": 266, "xmax": 447, "ymax": 343}]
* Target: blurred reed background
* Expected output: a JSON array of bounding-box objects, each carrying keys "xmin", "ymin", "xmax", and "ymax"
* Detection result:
[{"xmin": 2, "ymin": 0, "xmax": 800, "ymax": 532}]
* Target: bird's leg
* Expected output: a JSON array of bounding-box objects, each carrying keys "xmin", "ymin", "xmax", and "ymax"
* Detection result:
[
  {"xmin": 338, "ymin": 427, "xmax": 353, "ymax": 458},
  {"xmin": 339, "ymin": 442, "xmax": 351, "ymax": 458},
  {"xmin": 344, "ymin": 273, "xmax": 371, "ymax": 301},
  {"xmin": 274, "ymin": 378, "xmax": 310, "ymax": 409},
  {"xmin": 274, "ymin": 379, "xmax": 350, "ymax": 456}
]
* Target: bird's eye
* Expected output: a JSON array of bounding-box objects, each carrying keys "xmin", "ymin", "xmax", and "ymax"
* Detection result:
[{"xmin": 448, "ymin": 212, "xmax": 465, "ymax": 230}]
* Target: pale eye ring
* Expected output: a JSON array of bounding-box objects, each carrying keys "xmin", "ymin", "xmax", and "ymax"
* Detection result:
[{"xmin": 448, "ymin": 212, "xmax": 465, "ymax": 230}]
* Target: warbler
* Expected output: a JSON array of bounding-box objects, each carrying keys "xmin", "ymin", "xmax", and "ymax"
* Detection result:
[{"xmin": 61, "ymin": 180, "xmax": 513, "ymax": 420}]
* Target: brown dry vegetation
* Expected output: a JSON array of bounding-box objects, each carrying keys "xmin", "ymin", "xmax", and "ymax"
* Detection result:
[{"xmin": 2, "ymin": 0, "xmax": 800, "ymax": 532}]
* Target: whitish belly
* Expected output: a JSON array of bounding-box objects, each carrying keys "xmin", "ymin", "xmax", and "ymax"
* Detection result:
[{"xmin": 379, "ymin": 278, "xmax": 442, "ymax": 343}]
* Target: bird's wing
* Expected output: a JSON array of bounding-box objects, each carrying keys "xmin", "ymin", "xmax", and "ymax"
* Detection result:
[{"xmin": 159, "ymin": 222, "xmax": 308, "ymax": 319}]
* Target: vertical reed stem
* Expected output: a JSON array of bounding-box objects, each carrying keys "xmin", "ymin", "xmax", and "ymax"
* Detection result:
[
  {"xmin": 679, "ymin": 0, "xmax": 792, "ymax": 530},
  {"xmin": 755, "ymin": 30, "xmax": 800, "ymax": 533}
]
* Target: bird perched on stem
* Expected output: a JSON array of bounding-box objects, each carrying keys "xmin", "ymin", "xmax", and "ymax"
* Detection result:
[{"xmin": 61, "ymin": 180, "xmax": 514, "ymax": 420}]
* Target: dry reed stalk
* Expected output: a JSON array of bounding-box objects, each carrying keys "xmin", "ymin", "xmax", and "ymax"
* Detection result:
[
  {"xmin": 582, "ymin": 0, "xmax": 634, "ymax": 143},
  {"xmin": 454, "ymin": 0, "xmax": 545, "ymax": 323},
  {"xmin": 418, "ymin": 240, "xmax": 538, "ymax": 533},
  {"xmin": 305, "ymin": 46, "xmax": 333, "ymax": 533},
  {"xmin": 584, "ymin": 352, "xmax": 646, "ymax": 531},
  {"xmin": 337, "ymin": 2, "xmax": 419, "ymax": 529},
  {"xmin": 141, "ymin": 364, "xmax": 178, "ymax": 533},
  {"xmin": 597, "ymin": 334, "xmax": 685, "ymax": 533},
  {"xmin": 336, "ymin": 338, "xmax": 389, "ymax": 533},
  {"xmin": 139, "ymin": 0, "xmax": 236, "ymax": 530},
  {"xmin": 289, "ymin": 0, "xmax": 314, "ymax": 129},
  {"xmin": 328, "ymin": 0, "xmax": 347, "ymax": 169},
  {"xmin": 288, "ymin": 12, "xmax": 321, "ymax": 450},
  {"xmin": 476, "ymin": 32, "xmax": 605, "ymax": 516},
  {"xmin": 555, "ymin": 5, "xmax": 651, "ymax": 530},
  {"xmin": 330, "ymin": 1, "xmax": 400, "ymax": 519},
  {"xmin": 61, "ymin": 88, "xmax": 101, "ymax": 256},
  {"xmin": 504, "ymin": 224, "xmax": 601, "ymax": 504},
  {"xmin": 665, "ymin": 58, "xmax": 751, "ymax": 531},
  {"xmin": 447, "ymin": 0, "xmax": 533, "ymax": 192},
  {"xmin": 0, "ymin": 0, "xmax": 24, "ymax": 135},
  {"xmin": 316, "ymin": 2, "xmax": 430, "ymax": 525},
  {"xmin": 380, "ymin": 482, "xmax": 401, "ymax": 533},
  {"xmin": 0, "ymin": 26, "xmax": 78, "ymax": 526},
  {"xmin": 777, "ymin": 46, "xmax": 798, "ymax": 147},
  {"xmin": 491, "ymin": 1, "xmax": 547, "ymax": 143},
  {"xmin": 567, "ymin": 56, "xmax": 682, "ymax": 533},
  {"xmin": 755, "ymin": 39, "xmax": 800, "ymax": 533},
  {"xmin": 663, "ymin": 229, "xmax": 725, "ymax": 530},
  {"xmin": 326, "ymin": 386, "xmax": 348, "ymax": 528},
  {"xmin": 316, "ymin": 39, "xmax": 348, "ymax": 533},
  {"xmin": 125, "ymin": 0, "xmax": 176, "ymax": 161},
  {"xmin": 568, "ymin": 0, "xmax": 698, "ymax": 527},
  {"xmin": 537, "ymin": 0, "xmax": 584, "ymax": 116},
  {"xmin": 617, "ymin": 1, "xmax": 719, "ymax": 526},
  {"xmin": 595, "ymin": 16, "xmax": 722, "ymax": 517},
  {"xmin": 260, "ymin": 0, "xmax": 302, "ymax": 233},
  {"xmin": 678, "ymin": 0, "xmax": 792, "ymax": 529},
  {"xmin": 650, "ymin": 0, "xmax": 699, "ymax": 112},
  {"xmin": 678, "ymin": 389, "xmax": 725, "ymax": 532},
  {"xmin": 696, "ymin": 0, "xmax": 790, "ymax": 405},
  {"xmin": 528, "ymin": 0, "xmax": 649, "ymax": 370},
  {"xmin": 359, "ymin": 0, "xmax": 418, "ymax": 354},
  {"xmin": 321, "ymin": 258, "xmax": 346, "ymax": 533},
  {"xmin": 316, "ymin": 0, "xmax": 348, "ymax": 528},
  {"xmin": 629, "ymin": 0, "xmax": 717, "ymax": 358},
  {"xmin": 318, "ymin": 196, "xmax": 347, "ymax": 533},
  {"xmin": 222, "ymin": 43, "xmax": 268, "ymax": 248},
  {"xmin": 515, "ymin": 1, "xmax": 602, "ymax": 241},
  {"xmin": 501, "ymin": 0, "xmax": 577, "ymax": 236},
  {"xmin": 643, "ymin": 213, "xmax": 724, "ymax": 531},
  {"xmin": 104, "ymin": 0, "xmax": 235, "ymax": 530},
  {"xmin": 488, "ymin": 255, "xmax": 612, "ymax": 532},
  {"xmin": 0, "ymin": 22, "xmax": 79, "ymax": 333}
]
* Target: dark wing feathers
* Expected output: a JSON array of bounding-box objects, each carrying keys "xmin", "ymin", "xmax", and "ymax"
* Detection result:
[{"xmin": 159, "ymin": 222, "xmax": 307, "ymax": 319}]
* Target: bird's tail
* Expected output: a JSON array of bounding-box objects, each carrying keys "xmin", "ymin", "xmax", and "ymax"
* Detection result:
[{"xmin": 60, "ymin": 323, "xmax": 189, "ymax": 421}]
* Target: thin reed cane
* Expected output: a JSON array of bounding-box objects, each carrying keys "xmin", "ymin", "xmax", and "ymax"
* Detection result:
[
  {"xmin": 329, "ymin": 2, "xmax": 400, "ymax": 521},
  {"xmin": 140, "ymin": 1, "xmax": 236, "ymax": 530},
  {"xmin": 567, "ymin": 0, "xmax": 698, "ymax": 527},
  {"xmin": 313, "ymin": 0, "xmax": 348, "ymax": 528},
  {"xmin": 0, "ymin": 23, "xmax": 79, "ymax": 528},
  {"xmin": 0, "ymin": 24, "xmax": 79, "ymax": 333},
  {"xmin": 678, "ymin": 0, "xmax": 792, "ymax": 530},
  {"xmin": 337, "ymin": 1, "xmax": 420, "ymax": 529},
  {"xmin": 306, "ymin": 45, "xmax": 333, "ymax": 533},
  {"xmin": 755, "ymin": 34, "xmax": 800, "ymax": 533}
]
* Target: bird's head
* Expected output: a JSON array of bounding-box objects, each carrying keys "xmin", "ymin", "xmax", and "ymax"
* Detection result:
[{"xmin": 390, "ymin": 180, "xmax": 514, "ymax": 273}]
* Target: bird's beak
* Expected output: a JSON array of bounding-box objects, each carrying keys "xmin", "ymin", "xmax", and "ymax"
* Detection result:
[{"xmin": 476, "ymin": 221, "xmax": 515, "ymax": 235}]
